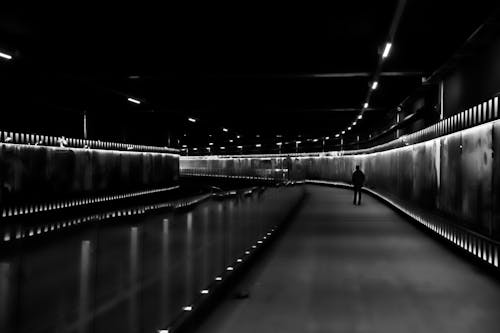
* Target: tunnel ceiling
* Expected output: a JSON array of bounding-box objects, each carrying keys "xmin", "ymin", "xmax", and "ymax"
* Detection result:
[{"xmin": 0, "ymin": 2, "xmax": 499, "ymax": 149}]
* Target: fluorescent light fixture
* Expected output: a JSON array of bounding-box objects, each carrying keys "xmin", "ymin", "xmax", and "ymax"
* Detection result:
[
  {"xmin": 215, "ymin": 276, "xmax": 222, "ymax": 281},
  {"xmin": 0, "ymin": 51, "xmax": 12, "ymax": 60},
  {"xmin": 341, "ymin": 131, "xmax": 345, "ymax": 134},
  {"xmin": 200, "ymin": 289, "xmax": 209, "ymax": 294},
  {"xmin": 236, "ymin": 135, "xmax": 241, "ymax": 139},
  {"xmin": 276, "ymin": 142, "xmax": 282, "ymax": 146},
  {"xmin": 222, "ymin": 128, "xmax": 228, "ymax": 132},
  {"xmin": 127, "ymin": 97, "xmax": 141, "ymax": 104},
  {"xmin": 192, "ymin": 148, "xmax": 198, "ymax": 151},
  {"xmin": 188, "ymin": 117, "xmax": 196, "ymax": 123},
  {"xmin": 237, "ymin": 145, "xmax": 243, "ymax": 149},
  {"xmin": 182, "ymin": 144, "xmax": 187, "ymax": 148},
  {"xmin": 182, "ymin": 306, "xmax": 192, "ymax": 311},
  {"xmin": 358, "ymin": 114, "xmax": 363, "ymax": 119},
  {"xmin": 363, "ymin": 102, "xmax": 369, "ymax": 108},
  {"xmin": 347, "ymin": 127, "xmax": 352, "ymax": 130},
  {"xmin": 325, "ymin": 136, "xmax": 330, "ymax": 140},
  {"xmin": 220, "ymin": 146, "xmax": 225, "ymax": 149},
  {"xmin": 226, "ymin": 266, "xmax": 234, "ymax": 271},
  {"xmin": 313, "ymin": 139, "xmax": 318, "ymax": 142},
  {"xmin": 296, "ymin": 140, "xmax": 301, "ymax": 144},
  {"xmin": 353, "ymin": 121, "xmax": 357, "ymax": 126},
  {"xmin": 382, "ymin": 42, "xmax": 392, "ymax": 58},
  {"xmin": 335, "ymin": 134, "xmax": 340, "ymax": 138},
  {"xmin": 229, "ymin": 139, "xmax": 233, "ymax": 142},
  {"xmin": 255, "ymin": 144, "xmax": 261, "ymax": 147},
  {"xmin": 209, "ymin": 142, "xmax": 214, "ymax": 146},
  {"xmin": 371, "ymin": 81, "xmax": 378, "ymax": 90}
]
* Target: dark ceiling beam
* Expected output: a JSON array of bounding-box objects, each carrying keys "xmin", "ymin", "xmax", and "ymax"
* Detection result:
[
  {"xmin": 268, "ymin": 107, "xmax": 386, "ymax": 112},
  {"xmin": 122, "ymin": 71, "xmax": 425, "ymax": 81},
  {"xmin": 289, "ymin": 72, "xmax": 424, "ymax": 79}
]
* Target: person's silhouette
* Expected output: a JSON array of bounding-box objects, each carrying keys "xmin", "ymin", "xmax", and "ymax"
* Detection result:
[{"xmin": 352, "ymin": 165, "xmax": 365, "ymax": 205}]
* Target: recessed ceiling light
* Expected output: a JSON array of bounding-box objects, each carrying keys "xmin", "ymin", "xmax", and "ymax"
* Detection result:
[
  {"xmin": 382, "ymin": 42, "xmax": 392, "ymax": 58},
  {"xmin": 0, "ymin": 51, "xmax": 13, "ymax": 60},
  {"xmin": 127, "ymin": 97, "xmax": 141, "ymax": 104}
]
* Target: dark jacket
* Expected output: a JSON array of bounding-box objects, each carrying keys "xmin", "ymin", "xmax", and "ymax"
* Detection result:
[{"xmin": 352, "ymin": 170, "xmax": 365, "ymax": 188}]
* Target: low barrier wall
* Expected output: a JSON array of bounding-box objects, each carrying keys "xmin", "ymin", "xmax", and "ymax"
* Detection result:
[{"xmin": 0, "ymin": 144, "xmax": 179, "ymax": 208}]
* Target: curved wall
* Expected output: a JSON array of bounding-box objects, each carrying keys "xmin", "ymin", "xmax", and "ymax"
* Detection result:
[{"xmin": 180, "ymin": 120, "xmax": 500, "ymax": 239}]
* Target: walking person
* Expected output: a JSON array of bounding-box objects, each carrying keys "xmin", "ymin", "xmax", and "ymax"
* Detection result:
[{"xmin": 352, "ymin": 165, "xmax": 365, "ymax": 205}]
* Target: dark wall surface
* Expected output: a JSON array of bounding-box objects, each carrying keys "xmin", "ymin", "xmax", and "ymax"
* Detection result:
[
  {"xmin": 0, "ymin": 144, "xmax": 179, "ymax": 205},
  {"xmin": 443, "ymin": 35, "xmax": 500, "ymax": 117},
  {"xmin": 180, "ymin": 121, "xmax": 500, "ymax": 239}
]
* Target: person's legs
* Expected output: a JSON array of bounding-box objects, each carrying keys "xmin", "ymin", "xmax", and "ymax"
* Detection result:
[{"xmin": 353, "ymin": 187, "xmax": 361, "ymax": 205}]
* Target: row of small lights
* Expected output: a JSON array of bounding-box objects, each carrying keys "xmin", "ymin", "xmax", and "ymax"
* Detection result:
[
  {"xmin": 184, "ymin": 118, "xmax": 340, "ymax": 153},
  {"xmin": 333, "ymin": 42, "xmax": 393, "ymax": 140},
  {"xmin": 158, "ymin": 224, "xmax": 278, "ymax": 333},
  {"xmin": 179, "ymin": 43, "xmax": 393, "ymax": 152}
]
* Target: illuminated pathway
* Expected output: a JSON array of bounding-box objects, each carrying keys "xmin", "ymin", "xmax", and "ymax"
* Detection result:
[{"xmin": 195, "ymin": 185, "xmax": 500, "ymax": 333}]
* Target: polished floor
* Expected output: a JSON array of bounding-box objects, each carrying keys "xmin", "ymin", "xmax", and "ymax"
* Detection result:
[
  {"xmin": 0, "ymin": 186, "xmax": 303, "ymax": 333},
  {"xmin": 195, "ymin": 185, "xmax": 500, "ymax": 333}
]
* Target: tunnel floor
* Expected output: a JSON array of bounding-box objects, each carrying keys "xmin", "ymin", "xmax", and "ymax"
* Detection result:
[{"xmin": 194, "ymin": 185, "xmax": 500, "ymax": 333}]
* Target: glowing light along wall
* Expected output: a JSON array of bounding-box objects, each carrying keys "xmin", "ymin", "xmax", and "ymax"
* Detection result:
[{"xmin": 0, "ymin": 144, "xmax": 180, "ymax": 209}]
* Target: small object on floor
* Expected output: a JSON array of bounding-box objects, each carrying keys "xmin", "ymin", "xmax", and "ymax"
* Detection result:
[{"xmin": 234, "ymin": 290, "xmax": 250, "ymax": 299}]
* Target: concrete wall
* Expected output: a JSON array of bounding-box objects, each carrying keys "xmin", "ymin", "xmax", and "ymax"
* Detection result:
[
  {"xmin": 180, "ymin": 120, "xmax": 500, "ymax": 239},
  {"xmin": 0, "ymin": 144, "xmax": 179, "ymax": 205}
]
